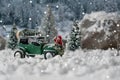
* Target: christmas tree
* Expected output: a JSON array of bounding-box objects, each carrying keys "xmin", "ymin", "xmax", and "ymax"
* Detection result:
[
  {"xmin": 41, "ymin": 5, "xmax": 57, "ymax": 43},
  {"xmin": 8, "ymin": 23, "xmax": 18, "ymax": 50},
  {"xmin": 68, "ymin": 21, "xmax": 81, "ymax": 51}
]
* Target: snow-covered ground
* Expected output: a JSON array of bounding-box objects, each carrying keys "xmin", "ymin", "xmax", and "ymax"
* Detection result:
[{"xmin": 0, "ymin": 49, "xmax": 120, "ymax": 80}]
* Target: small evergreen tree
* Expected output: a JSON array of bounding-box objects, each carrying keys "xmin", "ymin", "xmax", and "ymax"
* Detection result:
[
  {"xmin": 68, "ymin": 21, "xmax": 81, "ymax": 51},
  {"xmin": 41, "ymin": 5, "xmax": 57, "ymax": 43},
  {"xmin": 8, "ymin": 23, "xmax": 18, "ymax": 50}
]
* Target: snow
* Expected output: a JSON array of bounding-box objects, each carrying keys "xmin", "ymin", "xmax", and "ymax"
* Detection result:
[
  {"xmin": 86, "ymin": 23, "xmax": 104, "ymax": 32},
  {"xmin": 117, "ymin": 24, "xmax": 120, "ymax": 27},
  {"xmin": 29, "ymin": 18, "xmax": 32, "ymax": 21},
  {"xmin": 8, "ymin": 4, "xmax": 11, "ymax": 7},
  {"xmin": 0, "ymin": 49, "xmax": 120, "ymax": 80},
  {"xmin": 44, "ymin": 11, "xmax": 47, "ymax": 14},
  {"xmin": 0, "ymin": 25, "xmax": 20, "ymax": 38},
  {"xmin": 79, "ymin": 11, "xmax": 120, "ymax": 42},
  {"xmin": 0, "ymin": 20, "xmax": 2, "ymax": 23},
  {"xmin": 56, "ymin": 5, "xmax": 59, "ymax": 8},
  {"xmin": 0, "ymin": 4, "xmax": 120, "ymax": 80},
  {"xmin": 29, "ymin": 0, "xmax": 33, "ymax": 4},
  {"xmin": 83, "ymin": 11, "xmax": 118, "ymax": 22}
]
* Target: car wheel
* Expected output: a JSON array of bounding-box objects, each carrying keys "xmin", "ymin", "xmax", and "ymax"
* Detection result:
[
  {"xmin": 14, "ymin": 50, "xmax": 25, "ymax": 58},
  {"xmin": 44, "ymin": 52, "xmax": 55, "ymax": 59}
]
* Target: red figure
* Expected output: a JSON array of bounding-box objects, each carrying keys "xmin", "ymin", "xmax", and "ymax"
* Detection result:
[{"xmin": 54, "ymin": 35, "xmax": 63, "ymax": 46}]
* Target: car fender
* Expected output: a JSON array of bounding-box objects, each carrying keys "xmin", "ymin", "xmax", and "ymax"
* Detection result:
[
  {"xmin": 17, "ymin": 46, "xmax": 26, "ymax": 53},
  {"xmin": 43, "ymin": 46, "xmax": 58, "ymax": 55}
]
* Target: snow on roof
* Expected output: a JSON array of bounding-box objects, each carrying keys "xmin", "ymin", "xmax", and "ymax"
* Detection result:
[
  {"xmin": 79, "ymin": 11, "xmax": 119, "ymax": 33},
  {"xmin": 83, "ymin": 11, "xmax": 119, "ymax": 22},
  {"xmin": 78, "ymin": 11, "xmax": 120, "ymax": 41}
]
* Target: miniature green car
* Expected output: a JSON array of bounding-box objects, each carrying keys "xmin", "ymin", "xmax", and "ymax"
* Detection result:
[{"xmin": 14, "ymin": 36, "xmax": 63, "ymax": 59}]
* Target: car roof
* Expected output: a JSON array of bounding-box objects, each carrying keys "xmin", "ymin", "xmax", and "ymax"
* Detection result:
[{"xmin": 26, "ymin": 36, "xmax": 45, "ymax": 39}]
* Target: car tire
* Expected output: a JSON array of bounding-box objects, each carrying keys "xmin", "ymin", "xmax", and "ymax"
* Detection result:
[
  {"xmin": 44, "ymin": 52, "xmax": 55, "ymax": 59},
  {"xmin": 14, "ymin": 50, "xmax": 25, "ymax": 58}
]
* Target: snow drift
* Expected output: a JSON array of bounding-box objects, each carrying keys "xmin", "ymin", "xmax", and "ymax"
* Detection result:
[
  {"xmin": 79, "ymin": 11, "xmax": 120, "ymax": 49},
  {"xmin": 0, "ymin": 49, "xmax": 120, "ymax": 80}
]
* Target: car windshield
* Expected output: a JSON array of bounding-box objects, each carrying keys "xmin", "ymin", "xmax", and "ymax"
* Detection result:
[
  {"xmin": 19, "ymin": 35, "xmax": 47, "ymax": 44},
  {"xmin": 27, "ymin": 36, "xmax": 45, "ymax": 44},
  {"xmin": 20, "ymin": 38, "xmax": 28, "ymax": 44}
]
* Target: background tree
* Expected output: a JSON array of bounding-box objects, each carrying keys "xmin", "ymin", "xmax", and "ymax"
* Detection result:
[
  {"xmin": 41, "ymin": 5, "xmax": 57, "ymax": 43},
  {"xmin": 68, "ymin": 21, "xmax": 81, "ymax": 51},
  {"xmin": 8, "ymin": 23, "xmax": 18, "ymax": 50},
  {"xmin": 0, "ymin": 0, "xmax": 119, "ymax": 27}
]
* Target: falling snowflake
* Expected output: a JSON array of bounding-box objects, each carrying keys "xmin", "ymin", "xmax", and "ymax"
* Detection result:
[
  {"xmin": 29, "ymin": 0, "xmax": 32, "ymax": 3},
  {"xmin": 113, "ymin": 30, "xmax": 116, "ymax": 33},
  {"xmin": 3, "ymin": 25, "xmax": 6, "ymax": 28},
  {"xmin": 8, "ymin": 4, "xmax": 11, "ymax": 7},
  {"xmin": 0, "ymin": 20, "xmax": 2, "ymax": 23},
  {"xmin": 117, "ymin": 24, "xmax": 119, "ymax": 27},
  {"xmin": 46, "ymin": 4, "xmax": 49, "ymax": 7},
  {"xmin": 29, "ymin": 18, "xmax": 32, "ymax": 21},
  {"xmin": 106, "ymin": 75, "xmax": 110, "ymax": 79},
  {"xmin": 82, "ymin": 12, "xmax": 85, "ymax": 15},
  {"xmin": 89, "ymin": 2, "xmax": 92, "ymax": 5},
  {"xmin": 56, "ymin": 5, "xmax": 59, "ymax": 8},
  {"xmin": 104, "ymin": 0, "xmax": 108, "ymax": 2},
  {"xmin": 44, "ymin": 11, "xmax": 47, "ymax": 14}
]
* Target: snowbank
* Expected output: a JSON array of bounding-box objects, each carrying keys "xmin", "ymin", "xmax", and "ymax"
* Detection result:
[
  {"xmin": 0, "ymin": 49, "xmax": 120, "ymax": 80},
  {"xmin": 83, "ymin": 11, "xmax": 118, "ymax": 21},
  {"xmin": 79, "ymin": 11, "xmax": 120, "ymax": 49}
]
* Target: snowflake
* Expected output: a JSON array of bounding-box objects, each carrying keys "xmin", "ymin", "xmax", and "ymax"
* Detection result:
[
  {"xmin": 29, "ymin": 0, "xmax": 32, "ymax": 3},
  {"xmin": 82, "ymin": 12, "xmax": 85, "ymax": 15},
  {"xmin": 44, "ymin": 11, "xmax": 47, "ymax": 14},
  {"xmin": 3, "ymin": 25, "xmax": 6, "ymax": 28},
  {"xmin": 0, "ymin": 20, "xmax": 2, "ymax": 23},
  {"xmin": 56, "ymin": 5, "xmax": 59, "ymax": 8},
  {"xmin": 89, "ymin": 2, "xmax": 92, "ymax": 5},
  {"xmin": 117, "ymin": 24, "xmax": 119, "ymax": 27},
  {"xmin": 104, "ymin": 0, "xmax": 108, "ymax": 2},
  {"xmin": 46, "ymin": 4, "xmax": 49, "ymax": 7},
  {"xmin": 29, "ymin": 18, "xmax": 32, "ymax": 21},
  {"xmin": 113, "ymin": 30, "xmax": 116, "ymax": 33},
  {"xmin": 74, "ymin": 29, "xmax": 76, "ymax": 32},
  {"xmin": 8, "ymin": 4, "xmax": 11, "ymax": 7},
  {"xmin": 46, "ymin": 35, "xmax": 49, "ymax": 37}
]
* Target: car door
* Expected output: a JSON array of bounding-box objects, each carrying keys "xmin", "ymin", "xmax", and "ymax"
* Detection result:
[{"xmin": 26, "ymin": 42, "xmax": 42, "ymax": 55}]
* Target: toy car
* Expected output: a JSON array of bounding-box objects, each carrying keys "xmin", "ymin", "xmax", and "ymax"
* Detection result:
[{"xmin": 14, "ymin": 36, "xmax": 64, "ymax": 59}]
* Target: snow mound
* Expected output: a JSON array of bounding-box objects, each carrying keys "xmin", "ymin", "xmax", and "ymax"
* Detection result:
[
  {"xmin": 79, "ymin": 11, "xmax": 120, "ymax": 49},
  {"xmin": 83, "ymin": 11, "xmax": 118, "ymax": 21},
  {"xmin": 0, "ymin": 49, "xmax": 120, "ymax": 80}
]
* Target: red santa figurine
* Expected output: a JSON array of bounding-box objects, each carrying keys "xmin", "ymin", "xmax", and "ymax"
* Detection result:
[{"xmin": 54, "ymin": 35, "xmax": 63, "ymax": 48}]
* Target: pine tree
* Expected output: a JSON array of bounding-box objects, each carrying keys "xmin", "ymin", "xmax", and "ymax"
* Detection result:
[
  {"xmin": 41, "ymin": 5, "xmax": 57, "ymax": 43},
  {"xmin": 68, "ymin": 21, "xmax": 81, "ymax": 51},
  {"xmin": 8, "ymin": 23, "xmax": 18, "ymax": 50}
]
